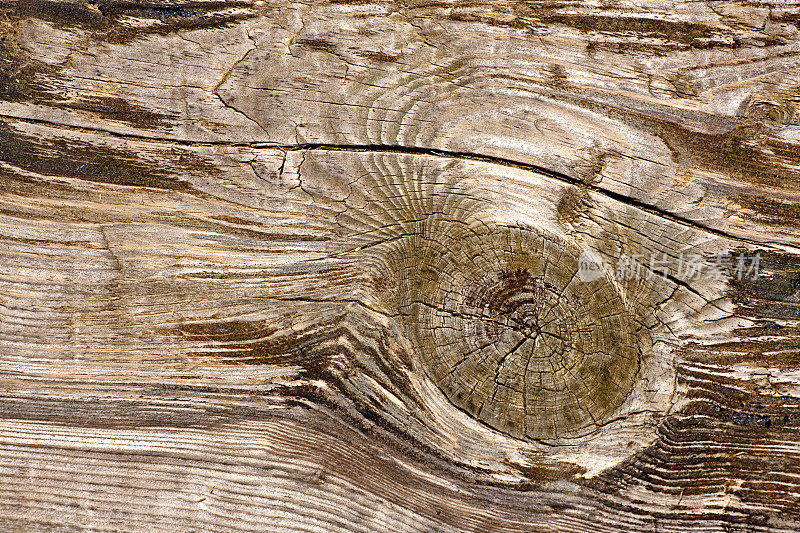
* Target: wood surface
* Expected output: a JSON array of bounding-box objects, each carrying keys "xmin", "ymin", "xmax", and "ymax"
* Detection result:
[{"xmin": 1, "ymin": 0, "xmax": 800, "ymax": 531}]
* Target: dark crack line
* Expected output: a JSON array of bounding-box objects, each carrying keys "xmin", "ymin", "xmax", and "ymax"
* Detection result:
[
  {"xmin": 1, "ymin": 113, "xmax": 794, "ymax": 253},
  {"xmin": 259, "ymin": 143, "xmax": 800, "ymax": 253}
]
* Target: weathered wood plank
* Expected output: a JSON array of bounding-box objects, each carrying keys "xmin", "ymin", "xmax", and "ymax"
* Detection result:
[{"xmin": 1, "ymin": 1, "xmax": 800, "ymax": 531}]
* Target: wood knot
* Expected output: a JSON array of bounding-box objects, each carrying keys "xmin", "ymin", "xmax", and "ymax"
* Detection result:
[{"xmin": 397, "ymin": 223, "xmax": 645, "ymax": 441}]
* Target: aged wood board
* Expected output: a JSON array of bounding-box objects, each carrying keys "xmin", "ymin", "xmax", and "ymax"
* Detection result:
[{"xmin": 1, "ymin": 0, "xmax": 800, "ymax": 531}]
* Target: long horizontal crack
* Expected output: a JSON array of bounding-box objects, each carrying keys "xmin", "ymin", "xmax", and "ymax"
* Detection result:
[
  {"xmin": 276, "ymin": 143, "xmax": 795, "ymax": 253},
  {"xmin": 2, "ymin": 113, "xmax": 796, "ymax": 253}
]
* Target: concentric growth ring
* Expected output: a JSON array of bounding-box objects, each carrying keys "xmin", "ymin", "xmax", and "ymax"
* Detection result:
[{"xmin": 401, "ymin": 222, "xmax": 643, "ymax": 440}]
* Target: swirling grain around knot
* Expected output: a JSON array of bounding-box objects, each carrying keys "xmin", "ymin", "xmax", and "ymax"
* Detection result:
[
  {"xmin": 294, "ymin": 149, "xmax": 686, "ymax": 460},
  {"xmin": 317, "ymin": 151, "xmax": 663, "ymax": 444}
]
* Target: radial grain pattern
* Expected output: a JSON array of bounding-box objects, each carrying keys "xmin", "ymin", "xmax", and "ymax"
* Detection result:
[{"xmin": 400, "ymin": 224, "xmax": 642, "ymax": 440}]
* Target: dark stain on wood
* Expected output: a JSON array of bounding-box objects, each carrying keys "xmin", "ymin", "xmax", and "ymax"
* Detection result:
[
  {"xmin": 0, "ymin": 121, "xmax": 190, "ymax": 190},
  {"xmin": 543, "ymin": 13, "xmax": 776, "ymax": 49},
  {"xmin": 0, "ymin": 12, "xmax": 59, "ymax": 102},
  {"xmin": 296, "ymin": 38, "xmax": 339, "ymax": 54},
  {"xmin": 5, "ymin": 0, "xmax": 261, "ymax": 43},
  {"xmin": 683, "ymin": 326, "xmax": 800, "ymax": 367},
  {"xmin": 660, "ymin": 126, "xmax": 799, "ymax": 191},
  {"xmin": 445, "ymin": 10, "xmax": 534, "ymax": 31},
  {"xmin": 65, "ymin": 95, "xmax": 178, "ymax": 130},
  {"xmin": 729, "ymin": 250, "xmax": 800, "ymax": 320},
  {"xmin": 733, "ymin": 193, "xmax": 800, "ymax": 228},
  {"xmin": 357, "ymin": 50, "xmax": 402, "ymax": 63}
]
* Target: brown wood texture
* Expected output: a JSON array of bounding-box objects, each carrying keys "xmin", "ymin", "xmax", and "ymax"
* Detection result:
[{"xmin": 2, "ymin": 1, "xmax": 800, "ymax": 531}]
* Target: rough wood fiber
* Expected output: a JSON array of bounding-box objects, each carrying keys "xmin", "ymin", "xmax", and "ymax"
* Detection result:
[{"xmin": 1, "ymin": 0, "xmax": 800, "ymax": 531}]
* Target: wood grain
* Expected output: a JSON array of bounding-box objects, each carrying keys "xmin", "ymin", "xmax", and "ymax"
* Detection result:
[{"xmin": 1, "ymin": 1, "xmax": 800, "ymax": 531}]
